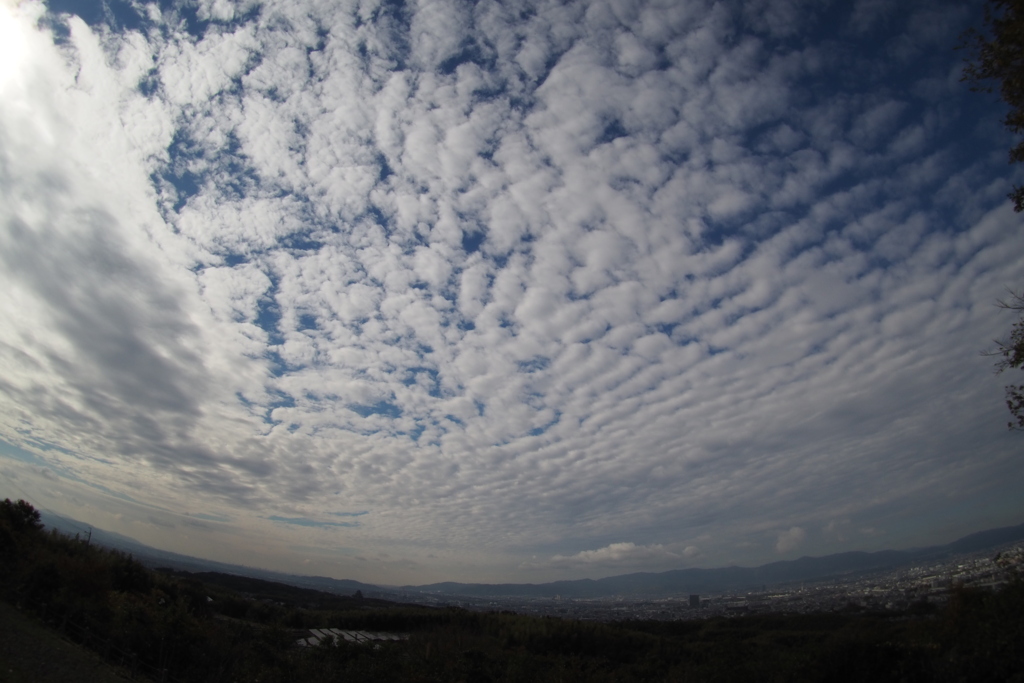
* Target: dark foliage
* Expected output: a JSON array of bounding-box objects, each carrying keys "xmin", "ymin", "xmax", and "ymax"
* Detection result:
[
  {"xmin": 2, "ymin": 499, "xmax": 1024, "ymax": 683},
  {"xmin": 0, "ymin": 498, "xmax": 43, "ymax": 536},
  {"xmin": 961, "ymin": 1, "xmax": 1024, "ymax": 428},
  {"xmin": 992, "ymin": 291, "xmax": 1024, "ymax": 428},
  {"xmin": 0, "ymin": 498, "xmax": 44, "ymax": 568},
  {"xmin": 962, "ymin": 0, "xmax": 1024, "ymax": 211}
]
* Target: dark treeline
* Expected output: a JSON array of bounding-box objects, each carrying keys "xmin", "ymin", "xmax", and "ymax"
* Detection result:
[{"xmin": 2, "ymin": 498, "xmax": 1023, "ymax": 682}]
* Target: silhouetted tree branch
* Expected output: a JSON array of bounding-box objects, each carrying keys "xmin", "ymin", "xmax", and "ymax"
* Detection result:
[
  {"xmin": 962, "ymin": 1, "xmax": 1024, "ymax": 429},
  {"xmin": 961, "ymin": 0, "xmax": 1024, "ymax": 211},
  {"xmin": 993, "ymin": 291, "xmax": 1024, "ymax": 429}
]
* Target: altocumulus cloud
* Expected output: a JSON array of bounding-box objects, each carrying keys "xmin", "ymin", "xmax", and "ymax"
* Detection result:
[
  {"xmin": 268, "ymin": 516, "xmax": 361, "ymax": 529},
  {"xmin": 0, "ymin": 0, "xmax": 1023, "ymax": 585}
]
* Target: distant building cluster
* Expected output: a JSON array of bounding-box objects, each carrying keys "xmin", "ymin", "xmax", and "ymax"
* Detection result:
[{"xmin": 296, "ymin": 629, "xmax": 407, "ymax": 647}]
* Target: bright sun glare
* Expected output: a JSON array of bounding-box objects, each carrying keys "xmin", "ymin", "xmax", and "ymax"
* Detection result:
[{"xmin": 0, "ymin": 0, "xmax": 30, "ymax": 94}]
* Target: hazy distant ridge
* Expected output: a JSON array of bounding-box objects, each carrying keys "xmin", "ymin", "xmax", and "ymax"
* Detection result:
[{"xmin": 39, "ymin": 512, "xmax": 1024, "ymax": 599}]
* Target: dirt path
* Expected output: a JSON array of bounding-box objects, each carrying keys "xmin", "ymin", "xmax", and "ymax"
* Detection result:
[{"xmin": 0, "ymin": 601, "xmax": 147, "ymax": 683}]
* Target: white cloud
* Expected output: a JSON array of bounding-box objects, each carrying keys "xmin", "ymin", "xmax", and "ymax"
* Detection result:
[
  {"xmin": 549, "ymin": 542, "xmax": 681, "ymax": 567},
  {"xmin": 776, "ymin": 527, "xmax": 807, "ymax": 554},
  {"xmin": 0, "ymin": 0, "xmax": 1021, "ymax": 585}
]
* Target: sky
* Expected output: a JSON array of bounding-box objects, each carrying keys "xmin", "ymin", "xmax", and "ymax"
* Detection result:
[{"xmin": 1, "ymin": 0, "xmax": 1023, "ymax": 586}]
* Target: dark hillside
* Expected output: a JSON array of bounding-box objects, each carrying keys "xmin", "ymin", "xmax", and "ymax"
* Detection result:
[
  {"xmin": 4, "ymin": 500, "xmax": 1024, "ymax": 683},
  {"xmin": 157, "ymin": 569, "xmax": 396, "ymax": 610},
  {"xmin": 0, "ymin": 600, "xmax": 133, "ymax": 683}
]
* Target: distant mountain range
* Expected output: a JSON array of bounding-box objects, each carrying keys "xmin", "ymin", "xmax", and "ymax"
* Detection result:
[
  {"xmin": 399, "ymin": 523, "xmax": 1024, "ymax": 599},
  {"xmin": 40, "ymin": 512, "xmax": 1024, "ymax": 600}
]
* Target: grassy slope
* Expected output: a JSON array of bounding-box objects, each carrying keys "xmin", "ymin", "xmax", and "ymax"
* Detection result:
[{"xmin": 0, "ymin": 601, "xmax": 143, "ymax": 683}]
